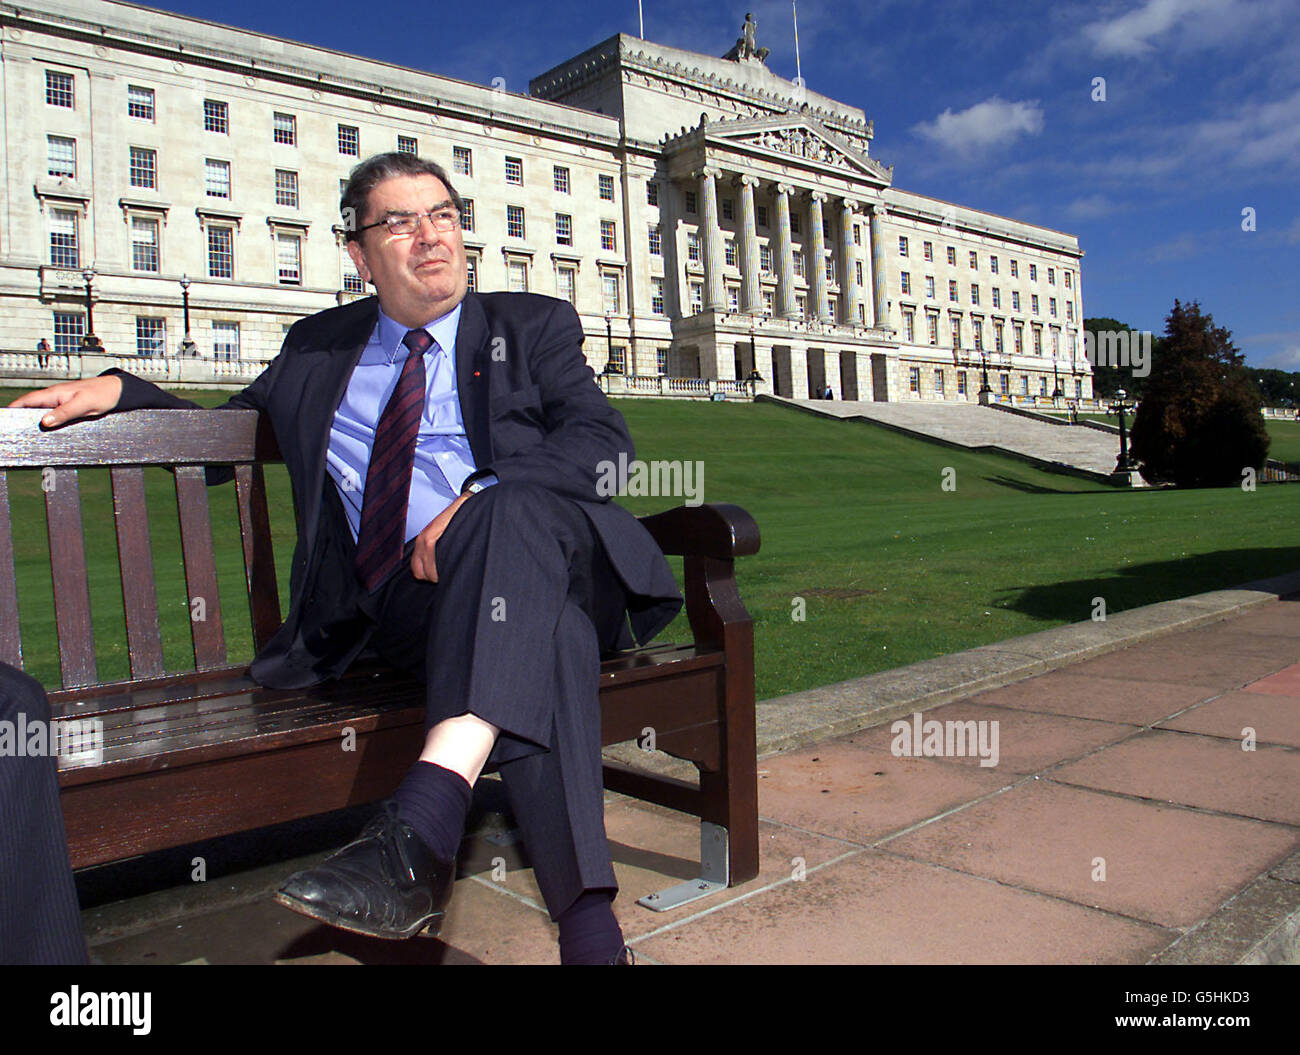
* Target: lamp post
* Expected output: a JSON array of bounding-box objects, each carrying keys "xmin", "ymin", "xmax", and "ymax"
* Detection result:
[
  {"xmin": 1052, "ymin": 359, "xmax": 1063, "ymax": 403},
  {"xmin": 605, "ymin": 310, "xmax": 615, "ymax": 374},
  {"xmin": 1111, "ymin": 387, "xmax": 1136, "ymax": 472},
  {"xmin": 179, "ymin": 275, "xmax": 198, "ymax": 357},
  {"xmin": 80, "ymin": 267, "xmax": 103, "ymax": 350},
  {"xmin": 978, "ymin": 349, "xmax": 992, "ymax": 401}
]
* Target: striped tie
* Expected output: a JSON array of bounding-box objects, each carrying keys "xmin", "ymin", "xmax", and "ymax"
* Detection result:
[{"xmin": 354, "ymin": 329, "xmax": 432, "ymax": 592}]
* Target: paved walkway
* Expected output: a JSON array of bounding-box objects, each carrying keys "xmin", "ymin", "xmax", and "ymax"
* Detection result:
[
  {"xmin": 771, "ymin": 397, "xmax": 1125, "ymax": 479},
  {"xmin": 82, "ymin": 574, "xmax": 1300, "ymax": 965}
]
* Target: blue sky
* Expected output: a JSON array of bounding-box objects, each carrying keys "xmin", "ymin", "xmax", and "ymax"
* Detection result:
[{"xmin": 131, "ymin": 0, "xmax": 1300, "ymax": 370}]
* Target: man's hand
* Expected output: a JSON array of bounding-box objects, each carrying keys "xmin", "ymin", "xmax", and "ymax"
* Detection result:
[
  {"xmin": 409, "ymin": 492, "xmax": 472, "ymax": 583},
  {"xmin": 8, "ymin": 376, "xmax": 123, "ymax": 428}
]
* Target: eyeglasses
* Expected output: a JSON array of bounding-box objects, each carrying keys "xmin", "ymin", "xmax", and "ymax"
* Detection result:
[{"xmin": 356, "ymin": 205, "xmax": 461, "ymax": 236}]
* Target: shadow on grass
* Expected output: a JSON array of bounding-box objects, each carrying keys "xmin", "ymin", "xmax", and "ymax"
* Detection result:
[
  {"xmin": 980, "ymin": 473, "xmax": 1110, "ymax": 495},
  {"xmin": 996, "ymin": 548, "xmax": 1300, "ymax": 623}
]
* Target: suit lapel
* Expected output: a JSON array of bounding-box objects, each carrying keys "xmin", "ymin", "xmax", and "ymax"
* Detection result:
[{"xmin": 454, "ymin": 292, "xmax": 493, "ymax": 469}]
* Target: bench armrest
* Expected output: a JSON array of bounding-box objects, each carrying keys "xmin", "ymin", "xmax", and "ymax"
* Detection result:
[{"xmin": 637, "ymin": 502, "xmax": 760, "ymax": 560}]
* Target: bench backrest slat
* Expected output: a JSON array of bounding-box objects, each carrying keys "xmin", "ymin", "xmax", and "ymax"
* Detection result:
[
  {"xmin": 45, "ymin": 469, "xmax": 98, "ymax": 687},
  {"xmin": 174, "ymin": 466, "xmax": 227, "ymax": 670},
  {"xmin": 235, "ymin": 463, "xmax": 282, "ymax": 652},
  {"xmin": 0, "ymin": 472, "xmax": 21, "ymax": 667},
  {"xmin": 110, "ymin": 466, "xmax": 166, "ymax": 680}
]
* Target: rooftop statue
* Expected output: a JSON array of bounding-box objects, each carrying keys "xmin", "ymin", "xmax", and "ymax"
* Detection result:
[{"xmin": 723, "ymin": 12, "xmax": 770, "ymax": 64}]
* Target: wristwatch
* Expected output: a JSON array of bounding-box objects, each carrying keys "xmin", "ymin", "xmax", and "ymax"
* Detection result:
[{"xmin": 463, "ymin": 473, "xmax": 498, "ymax": 496}]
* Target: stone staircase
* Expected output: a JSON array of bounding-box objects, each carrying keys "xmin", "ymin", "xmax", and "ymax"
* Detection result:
[{"xmin": 769, "ymin": 397, "xmax": 1128, "ymax": 481}]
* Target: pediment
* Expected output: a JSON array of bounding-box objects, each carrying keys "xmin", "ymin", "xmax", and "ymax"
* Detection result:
[{"xmin": 705, "ymin": 114, "xmax": 893, "ymax": 186}]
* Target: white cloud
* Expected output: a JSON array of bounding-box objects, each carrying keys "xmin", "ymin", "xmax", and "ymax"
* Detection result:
[
  {"xmin": 1082, "ymin": 0, "xmax": 1246, "ymax": 58},
  {"xmin": 1065, "ymin": 194, "xmax": 1123, "ymax": 220},
  {"xmin": 912, "ymin": 96, "xmax": 1044, "ymax": 156}
]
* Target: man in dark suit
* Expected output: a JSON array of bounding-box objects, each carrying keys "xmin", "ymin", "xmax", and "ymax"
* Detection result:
[{"xmin": 15, "ymin": 152, "xmax": 681, "ymax": 964}]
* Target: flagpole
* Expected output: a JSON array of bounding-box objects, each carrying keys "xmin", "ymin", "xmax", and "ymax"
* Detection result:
[
  {"xmin": 638, "ymin": 0, "xmax": 644, "ymax": 38},
  {"xmin": 793, "ymin": 0, "xmax": 802, "ymax": 83}
]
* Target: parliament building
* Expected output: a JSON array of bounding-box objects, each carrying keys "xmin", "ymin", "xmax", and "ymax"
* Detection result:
[{"xmin": 0, "ymin": 0, "xmax": 1093, "ymax": 402}]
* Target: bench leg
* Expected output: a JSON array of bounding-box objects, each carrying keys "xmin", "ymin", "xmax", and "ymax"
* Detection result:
[{"xmin": 636, "ymin": 820, "xmax": 730, "ymax": 911}]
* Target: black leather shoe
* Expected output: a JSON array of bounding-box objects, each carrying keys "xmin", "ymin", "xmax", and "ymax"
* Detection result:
[{"xmin": 273, "ymin": 801, "xmax": 455, "ymax": 940}]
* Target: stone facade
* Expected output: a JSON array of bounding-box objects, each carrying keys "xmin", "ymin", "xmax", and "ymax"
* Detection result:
[{"xmin": 0, "ymin": 0, "xmax": 1091, "ymax": 402}]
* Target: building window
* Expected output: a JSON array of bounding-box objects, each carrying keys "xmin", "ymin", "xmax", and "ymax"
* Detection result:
[
  {"xmin": 127, "ymin": 85, "xmax": 155, "ymax": 121},
  {"xmin": 453, "ymin": 146, "xmax": 472, "ymax": 176},
  {"xmin": 853, "ymin": 223, "xmax": 862, "ymax": 245},
  {"xmin": 553, "ymin": 165, "xmax": 569, "ymax": 193},
  {"xmin": 909, "ymin": 367, "xmax": 920, "ymax": 393},
  {"xmin": 973, "ymin": 319, "xmax": 984, "ymax": 350},
  {"xmin": 725, "ymin": 239, "xmax": 737, "ymax": 267},
  {"xmin": 948, "ymin": 279, "xmax": 958, "ymax": 303},
  {"xmin": 1075, "ymin": 379, "xmax": 1083, "ymax": 398},
  {"xmin": 602, "ymin": 272, "xmax": 620, "ymax": 314},
  {"xmin": 53, "ymin": 311, "xmax": 85, "ymax": 354},
  {"xmin": 396, "ymin": 135, "xmax": 418, "ymax": 155},
  {"xmin": 1010, "ymin": 259, "xmax": 1019, "ymax": 278},
  {"xmin": 204, "ymin": 99, "xmax": 228, "ymax": 134},
  {"xmin": 507, "ymin": 259, "xmax": 528, "ymax": 293},
  {"xmin": 898, "ymin": 236, "xmax": 908, "ymax": 256},
  {"xmin": 824, "ymin": 256, "xmax": 835, "ymax": 282},
  {"xmin": 903, "ymin": 310, "xmax": 915, "ymax": 342},
  {"xmin": 690, "ymin": 282, "xmax": 703, "ymax": 314},
  {"xmin": 727, "ymin": 285, "xmax": 740, "ymax": 313},
  {"xmin": 46, "ymin": 71, "xmax": 74, "ymax": 108},
  {"xmin": 460, "ymin": 198, "xmax": 474, "ymax": 233},
  {"xmin": 505, "ymin": 156, "xmax": 523, "ymax": 185},
  {"xmin": 49, "ymin": 208, "xmax": 79, "ymax": 267},
  {"xmin": 1031, "ymin": 294, "xmax": 1040, "ymax": 315},
  {"xmin": 207, "ymin": 225, "xmax": 234, "ymax": 278},
  {"xmin": 600, "ymin": 220, "xmax": 617, "ymax": 252},
  {"xmin": 204, "ymin": 158, "xmax": 231, "ymax": 198},
  {"xmin": 1048, "ymin": 267, "xmax": 1056, "ymax": 285},
  {"xmin": 47, "ymin": 135, "xmax": 76, "ymax": 178},
  {"xmin": 935, "ymin": 369, "xmax": 945, "ymax": 394},
  {"xmin": 970, "ymin": 284, "xmax": 979, "ymax": 306},
  {"xmin": 343, "ymin": 259, "xmax": 366, "ymax": 294},
  {"xmin": 992, "ymin": 288, "xmax": 1001, "ymax": 309},
  {"xmin": 466, "ymin": 256, "xmax": 477, "ymax": 292},
  {"xmin": 213, "ymin": 321, "xmax": 240, "ymax": 362},
  {"xmin": 685, "ymin": 190, "xmax": 697, "ymax": 214},
  {"xmin": 136, "ymin": 317, "xmax": 166, "ymax": 357},
  {"xmin": 927, "ymin": 315, "xmax": 939, "ymax": 346},
  {"xmin": 995, "ymin": 322, "xmax": 1004, "ymax": 353},
  {"xmin": 557, "ymin": 265, "xmax": 576, "ymax": 305},
  {"xmin": 646, "ymin": 181, "xmax": 658, "ymax": 207},
  {"xmin": 130, "ymin": 217, "xmax": 160, "ymax": 272},
  {"xmin": 555, "ymin": 212, "xmax": 572, "ymax": 246},
  {"xmin": 958, "ymin": 371, "xmax": 968, "ymax": 396},
  {"xmin": 275, "ymin": 169, "xmax": 299, "ymax": 208},
  {"xmin": 1029, "ymin": 263, "xmax": 1038, "ymax": 282},
  {"xmin": 598, "ymin": 174, "xmax": 615, "ymax": 201},
  {"xmin": 790, "ymin": 213, "xmax": 800, "ymax": 234},
  {"xmin": 1014, "ymin": 324, "xmax": 1024, "ymax": 355},
  {"xmin": 946, "ymin": 245, "xmax": 956, "ymax": 266},
  {"xmin": 273, "ymin": 112, "xmax": 296, "ymax": 145},
  {"xmin": 764, "ymin": 290, "xmax": 774, "ymax": 317},
  {"xmin": 926, "ymin": 276, "xmax": 935, "ymax": 299},
  {"xmin": 338, "ymin": 124, "xmax": 359, "ymax": 155},
  {"xmin": 652, "ymin": 276, "xmax": 665, "ymax": 316},
  {"xmin": 276, "ymin": 232, "xmax": 301, "ymax": 284},
  {"xmin": 757, "ymin": 205, "xmax": 769, "ymax": 227},
  {"xmin": 130, "ymin": 147, "xmax": 157, "ymax": 189},
  {"xmin": 794, "ymin": 253, "xmax": 805, "ymax": 278},
  {"xmin": 760, "ymin": 244, "xmax": 773, "ymax": 273},
  {"xmin": 656, "ymin": 347, "xmax": 668, "ymax": 375},
  {"xmin": 855, "ymin": 260, "xmax": 864, "ymax": 286},
  {"xmin": 1012, "ymin": 291, "xmax": 1021, "ymax": 311},
  {"xmin": 649, "ymin": 225, "xmax": 662, "ymax": 256},
  {"xmin": 950, "ymin": 317, "xmax": 961, "ymax": 349},
  {"xmin": 506, "ymin": 205, "xmax": 525, "ymax": 239},
  {"xmin": 1049, "ymin": 297, "xmax": 1057, "ymax": 317},
  {"xmin": 1000, "ymin": 374, "xmax": 1010, "ymax": 395},
  {"xmin": 923, "ymin": 241, "xmax": 933, "ymax": 261},
  {"xmin": 722, "ymin": 197, "xmax": 734, "ymax": 221},
  {"xmin": 1033, "ymin": 328, "xmax": 1043, "ymax": 355},
  {"xmin": 969, "ymin": 250, "xmax": 978, "ymax": 269},
  {"xmin": 900, "ymin": 271, "xmax": 911, "ymax": 295},
  {"xmin": 990, "ymin": 255, "xmax": 999, "ymax": 274},
  {"xmin": 1052, "ymin": 330, "xmax": 1061, "ymax": 356},
  {"xmin": 1065, "ymin": 271, "xmax": 1073, "ymax": 289},
  {"xmin": 687, "ymin": 232, "xmax": 701, "ymax": 263},
  {"xmin": 1066, "ymin": 300, "xmax": 1074, "ymax": 322}
]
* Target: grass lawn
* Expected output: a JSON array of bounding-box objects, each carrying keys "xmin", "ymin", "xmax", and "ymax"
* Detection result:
[
  {"xmin": 5, "ymin": 386, "xmax": 1299, "ymax": 701},
  {"xmin": 1265, "ymin": 419, "xmax": 1300, "ymax": 463}
]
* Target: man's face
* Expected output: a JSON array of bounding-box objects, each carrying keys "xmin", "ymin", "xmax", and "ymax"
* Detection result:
[{"xmin": 347, "ymin": 173, "xmax": 468, "ymax": 327}]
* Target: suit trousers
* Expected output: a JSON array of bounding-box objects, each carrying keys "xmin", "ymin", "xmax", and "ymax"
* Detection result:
[
  {"xmin": 0, "ymin": 663, "xmax": 89, "ymax": 964},
  {"xmin": 356, "ymin": 481, "xmax": 630, "ymax": 919}
]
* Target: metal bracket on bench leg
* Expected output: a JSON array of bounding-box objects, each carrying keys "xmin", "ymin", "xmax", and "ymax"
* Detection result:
[{"xmin": 637, "ymin": 821, "xmax": 730, "ymax": 912}]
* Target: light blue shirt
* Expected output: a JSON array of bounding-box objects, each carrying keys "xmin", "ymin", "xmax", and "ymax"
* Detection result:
[{"xmin": 325, "ymin": 303, "xmax": 479, "ymax": 542}]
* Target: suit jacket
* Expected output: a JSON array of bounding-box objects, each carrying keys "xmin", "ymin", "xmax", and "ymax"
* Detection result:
[{"xmin": 112, "ymin": 291, "xmax": 682, "ymax": 688}]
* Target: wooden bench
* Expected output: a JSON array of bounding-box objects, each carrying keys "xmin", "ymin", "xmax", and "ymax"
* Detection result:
[{"xmin": 0, "ymin": 406, "xmax": 761, "ymax": 910}]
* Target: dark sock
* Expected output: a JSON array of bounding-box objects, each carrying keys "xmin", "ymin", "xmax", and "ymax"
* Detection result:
[
  {"xmin": 557, "ymin": 889, "xmax": 626, "ymax": 965},
  {"xmin": 391, "ymin": 761, "xmax": 472, "ymax": 862}
]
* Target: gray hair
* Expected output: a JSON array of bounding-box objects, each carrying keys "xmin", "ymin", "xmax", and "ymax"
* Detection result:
[{"xmin": 340, "ymin": 152, "xmax": 465, "ymax": 242}]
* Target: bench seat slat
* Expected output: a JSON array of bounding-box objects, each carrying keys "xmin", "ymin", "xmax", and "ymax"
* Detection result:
[
  {"xmin": 45, "ymin": 468, "xmax": 97, "ymax": 688},
  {"xmin": 174, "ymin": 465, "xmax": 227, "ymax": 670},
  {"xmin": 110, "ymin": 466, "xmax": 166, "ymax": 679},
  {"xmin": 235, "ymin": 463, "xmax": 282, "ymax": 651},
  {"xmin": 0, "ymin": 472, "xmax": 20, "ymax": 667}
]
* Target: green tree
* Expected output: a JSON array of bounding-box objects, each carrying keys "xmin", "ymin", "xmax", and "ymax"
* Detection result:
[
  {"xmin": 1130, "ymin": 300, "xmax": 1270, "ymax": 487},
  {"xmin": 1082, "ymin": 316, "xmax": 1158, "ymax": 399}
]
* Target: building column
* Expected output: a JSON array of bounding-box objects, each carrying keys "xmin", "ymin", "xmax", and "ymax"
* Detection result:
[
  {"xmin": 736, "ymin": 175, "xmax": 761, "ymax": 315},
  {"xmin": 808, "ymin": 192, "xmax": 830, "ymax": 323},
  {"xmin": 661, "ymin": 179, "xmax": 683, "ymax": 321},
  {"xmin": 840, "ymin": 198, "xmax": 861, "ymax": 327},
  {"xmin": 697, "ymin": 167, "xmax": 726, "ymax": 312},
  {"xmin": 773, "ymin": 183, "xmax": 798, "ymax": 320},
  {"xmin": 869, "ymin": 203, "xmax": 889, "ymax": 330}
]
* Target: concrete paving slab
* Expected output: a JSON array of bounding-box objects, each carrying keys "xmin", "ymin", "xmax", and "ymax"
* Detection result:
[
  {"xmin": 883, "ymin": 780, "xmax": 1298, "ymax": 929},
  {"xmin": 633, "ymin": 851, "xmax": 1176, "ymax": 965},
  {"xmin": 966, "ymin": 672, "xmax": 1215, "ymax": 726},
  {"xmin": 1059, "ymin": 644, "xmax": 1289, "ymax": 691},
  {"xmin": 1244, "ymin": 662, "xmax": 1300, "ymax": 696},
  {"xmin": 1158, "ymin": 689, "xmax": 1300, "ymax": 748},
  {"xmin": 1050, "ymin": 729, "xmax": 1300, "ymax": 825}
]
